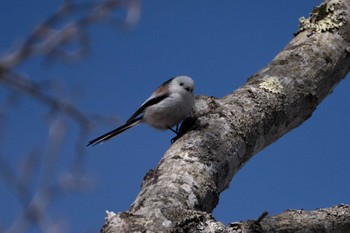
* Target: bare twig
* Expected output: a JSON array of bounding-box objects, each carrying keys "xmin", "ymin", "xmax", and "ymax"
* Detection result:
[
  {"xmin": 0, "ymin": 0, "xmax": 140, "ymax": 70},
  {"xmin": 0, "ymin": 1, "xmax": 140, "ymax": 232}
]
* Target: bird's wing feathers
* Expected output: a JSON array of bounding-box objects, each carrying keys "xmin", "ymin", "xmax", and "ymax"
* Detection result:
[
  {"xmin": 153, "ymin": 78, "xmax": 173, "ymax": 95},
  {"xmin": 126, "ymin": 78, "xmax": 173, "ymax": 124},
  {"xmin": 88, "ymin": 93, "xmax": 169, "ymax": 146},
  {"xmin": 126, "ymin": 93, "xmax": 169, "ymax": 124}
]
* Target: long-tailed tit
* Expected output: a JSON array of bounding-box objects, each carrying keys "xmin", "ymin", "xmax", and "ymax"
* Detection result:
[{"xmin": 87, "ymin": 76, "xmax": 195, "ymax": 146}]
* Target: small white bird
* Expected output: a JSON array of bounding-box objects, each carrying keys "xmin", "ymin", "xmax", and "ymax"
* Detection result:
[{"xmin": 87, "ymin": 76, "xmax": 195, "ymax": 146}]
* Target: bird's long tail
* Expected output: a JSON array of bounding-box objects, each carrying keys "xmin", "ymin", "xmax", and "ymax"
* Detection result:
[{"xmin": 87, "ymin": 117, "xmax": 142, "ymax": 146}]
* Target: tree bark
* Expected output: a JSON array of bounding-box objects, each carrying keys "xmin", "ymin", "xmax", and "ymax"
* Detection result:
[
  {"xmin": 102, "ymin": 0, "xmax": 350, "ymax": 232},
  {"xmin": 229, "ymin": 204, "xmax": 350, "ymax": 233}
]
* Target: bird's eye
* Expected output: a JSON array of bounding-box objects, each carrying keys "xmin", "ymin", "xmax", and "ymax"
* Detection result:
[{"xmin": 179, "ymin": 82, "xmax": 184, "ymax": 86}]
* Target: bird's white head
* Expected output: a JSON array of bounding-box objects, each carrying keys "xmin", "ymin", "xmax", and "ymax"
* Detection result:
[{"xmin": 169, "ymin": 76, "xmax": 195, "ymax": 95}]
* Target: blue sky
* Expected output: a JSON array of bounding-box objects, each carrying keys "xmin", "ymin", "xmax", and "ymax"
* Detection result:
[{"xmin": 1, "ymin": 1, "xmax": 350, "ymax": 232}]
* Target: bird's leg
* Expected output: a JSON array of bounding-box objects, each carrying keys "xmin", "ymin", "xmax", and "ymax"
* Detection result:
[
  {"xmin": 175, "ymin": 124, "xmax": 179, "ymax": 133},
  {"xmin": 168, "ymin": 127, "xmax": 179, "ymax": 134},
  {"xmin": 170, "ymin": 117, "xmax": 197, "ymax": 144}
]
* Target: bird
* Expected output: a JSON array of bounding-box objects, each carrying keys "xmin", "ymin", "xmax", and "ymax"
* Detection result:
[{"xmin": 87, "ymin": 75, "xmax": 195, "ymax": 146}]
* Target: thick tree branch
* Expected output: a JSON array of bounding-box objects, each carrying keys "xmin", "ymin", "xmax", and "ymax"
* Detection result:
[
  {"xmin": 102, "ymin": 0, "xmax": 350, "ymax": 232},
  {"xmin": 228, "ymin": 204, "xmax": 350, "ymax": 233},
  {"xmin": 260, "ymin": 204, "xmax": 350, "ymax": 232}
]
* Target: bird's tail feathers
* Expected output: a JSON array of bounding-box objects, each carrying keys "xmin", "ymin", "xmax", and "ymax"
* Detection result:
[{"xmin": 87, "ymin": 117, "xmax": 142, "ymax": 146}]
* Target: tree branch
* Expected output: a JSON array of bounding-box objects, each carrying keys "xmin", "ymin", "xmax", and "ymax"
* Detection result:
[
  {"xmin": 0, "ymin": 1, "xmax": 140, "ymax": 232},
  {"xmin": 102, "ymin": 0, "xmax": 350, "ymax": 232},
  {"xmin": 228, "ymin": 205, "xmax": 350, "ymax": 233}
]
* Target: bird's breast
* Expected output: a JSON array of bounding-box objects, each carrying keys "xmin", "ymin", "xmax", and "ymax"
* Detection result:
[{"xmin": 143, "ymin": 93, "xmax": 194, "ymax": 129}]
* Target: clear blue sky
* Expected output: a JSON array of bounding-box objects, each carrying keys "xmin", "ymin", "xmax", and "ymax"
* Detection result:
[{"xmin": 1, "ymin": 1, "xmax": 349, "ymax": 232}]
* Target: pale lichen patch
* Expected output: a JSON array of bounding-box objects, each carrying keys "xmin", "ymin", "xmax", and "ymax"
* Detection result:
[
  {"xmin": 297, "ymin": 0, "xmax": 346, "ymax": 35},
  {"xmin": 183, "ymin": 152, "xmax": 199, "ymax": 162},
  {"xmin": 259, "ymin": 76, "xmax": 283, "ymax": 94},
  {"xmin": 187, "ymin": 192, "xmax": 198, "ymax": 207},
  {"xmin": 162, "ymin": 219, "xmax": 172, "ymax": 227}
]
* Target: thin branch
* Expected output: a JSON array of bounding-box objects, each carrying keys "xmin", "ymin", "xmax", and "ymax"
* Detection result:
[
  {"xmin": 0, "ymin": 0, "xmax": 140, "ymax": 70},
  {"xmin": 0, "ymin": 1, "xmax": 140, "ymax": 232},
  {"xmin": 1, "ymin": 72, "xmax": 90, "ymax": 129}
]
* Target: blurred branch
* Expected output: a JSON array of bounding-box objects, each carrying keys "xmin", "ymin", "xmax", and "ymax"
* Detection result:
[
  {"xmin": 0, "ymin": 0, "xmax": 140, "ymax": 232},
  {"xmin": 1, "ymin": 71, "xmax": 90, "ymax": 129},
  {"xmin": 0, "ymin": 0, "xmax": 140, "ymax": 125},
  {"xmin": 0, "ymin": 0, "xmax": 140, "ymax": 70},
  {"xmin": 0, "ymin": 0, "xmax": 140, "ymax": 128}
]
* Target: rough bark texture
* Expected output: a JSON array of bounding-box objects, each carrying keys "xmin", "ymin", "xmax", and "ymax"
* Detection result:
[
  {"xmin": 102, "ymin": 0, "xmax": 350, "ymax": 232},
  {"xmin": 230, "ymin": 204, "xmax": 350, "ymax": 233}
]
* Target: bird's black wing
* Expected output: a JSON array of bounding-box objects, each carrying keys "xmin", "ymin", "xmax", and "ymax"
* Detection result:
[
  {"xmin": 126, "ymin": 93, "xmax": 169, "ymax": 124},
  {"xmin": 87, "ymin": 94, "xmax": 169, "ymax": 146}
]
